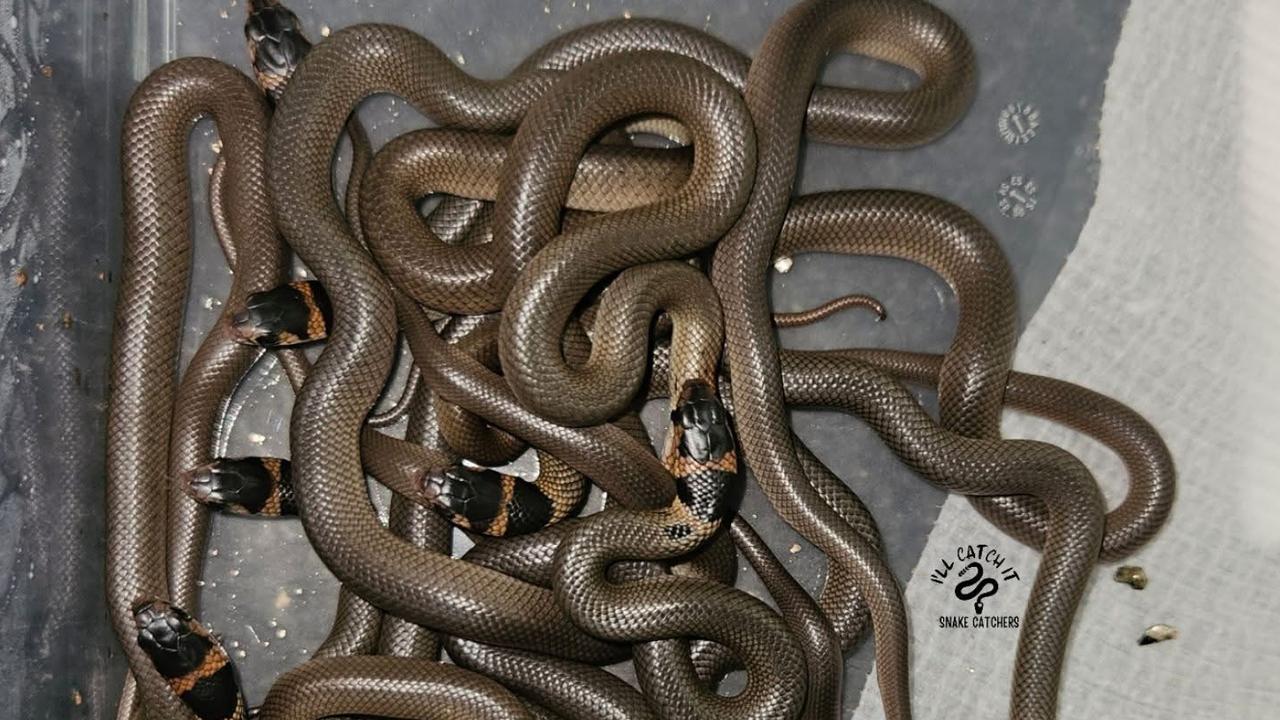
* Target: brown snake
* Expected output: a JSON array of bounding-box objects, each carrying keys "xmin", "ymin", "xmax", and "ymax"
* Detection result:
[{"xmin": 106, "ymin": 2, "xmax": 1175, "ymax": 719}]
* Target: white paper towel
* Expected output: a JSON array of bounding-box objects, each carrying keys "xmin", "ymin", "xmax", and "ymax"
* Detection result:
[{"xmin": 851, "ymin": 0, "xmax": 1280, "ymax": 717}]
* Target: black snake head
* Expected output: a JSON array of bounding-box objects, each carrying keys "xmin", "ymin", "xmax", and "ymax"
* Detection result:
[
  {"xmin": 133, "ymin": 599, "xmax": 208, "ymax": 677},
  {"xmin": 671, "ymin": 380, "xmax": 733, "ymax": 463},
  {"xmin": 421, "ymin": 465, "xmax": 506, "ymax": 533},
  {"xmin": 230, "ymin": 280, "xmax": 331, "ymax": 348},
  {"xmin": 184, "ymin": 458, "xmax": 292, "ymax": 516},
  {"xmin": 134, "ymin": 599, "xmax": 245, "ymax": 719},
  {"xmin": 245, "ymin": 0, "xmax": 311, "ymax": 101}
]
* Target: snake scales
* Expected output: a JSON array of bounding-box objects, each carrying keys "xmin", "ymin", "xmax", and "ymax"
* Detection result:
[{"xmin": 104, "ymin": 1, "xmax": 1174, "ymax": 719}]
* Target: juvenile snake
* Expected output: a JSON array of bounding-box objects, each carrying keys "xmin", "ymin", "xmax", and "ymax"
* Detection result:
[{"xmin": 106, "ymin": 2, "xmax": 1176, "ymax": 719}]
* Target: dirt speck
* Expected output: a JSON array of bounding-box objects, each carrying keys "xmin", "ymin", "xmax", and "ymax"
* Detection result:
[
  {"xmin": 14, "ymin": 268, "xmax": 27, "ymax": 286},
  {"xmin": 1139, "ymin": 624, "xmax": 1178, "ymax": 646},
  {"xmin": 1114, "ymin": 565, "xmax": 1148, "ymax": 590}
]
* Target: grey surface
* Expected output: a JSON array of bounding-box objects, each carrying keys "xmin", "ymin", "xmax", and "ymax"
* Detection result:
[
  {"xmin": 0, "ymin": 0, "xmax": 1126, "ymax": 717},
  {"xmin": 853, "ymin": 2, "xmax": 1280, "ymax": 716}
]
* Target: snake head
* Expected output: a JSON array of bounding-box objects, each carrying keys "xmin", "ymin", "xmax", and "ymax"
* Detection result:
[
  {"xmin": 230, "ymin": 280, "xmax": 331, "ymax": 347},
  {"xmin": 133, "ymin": 600, "xmax": 208, "ymax": 675},
  {"xmin": 671, "ymin": 380, "xmax": 733, "ymax": 463},
  {"xmin": 421, "ymin": 465, "xmax": 506, "ymax": 533},
  {"xmin": 183, "ymin": 458, "xmax": 292, "ymax": 516},
  {"xmin": 245, "ymin": 0, "xmax": 311, "ymax": 101}
]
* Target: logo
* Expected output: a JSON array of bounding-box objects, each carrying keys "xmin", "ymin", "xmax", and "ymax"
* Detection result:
[
  {"xmin": 997, "ymin": 101, "xmax": 1041, "ymax": 145},
  {"xmin": 930, "ymin": 543, "xmax": 1022, "ymax": 630},
  {"xmin": 997, "ymin": 174, "xmax": 1038, "ymax": 218}
]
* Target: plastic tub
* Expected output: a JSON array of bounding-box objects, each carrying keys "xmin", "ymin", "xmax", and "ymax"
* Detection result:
[{"xmin": 0, "ymin": 1, "xmax": 1126, "ymax": 716}]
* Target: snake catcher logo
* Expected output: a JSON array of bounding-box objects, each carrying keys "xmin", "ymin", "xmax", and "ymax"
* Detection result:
[{"xmin": 930, "ymin": 543, "xmax": 1022, "ymax": 630}]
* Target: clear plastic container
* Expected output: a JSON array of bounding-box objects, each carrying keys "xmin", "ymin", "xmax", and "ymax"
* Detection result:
[{"xmin": 0, "ymin": 0, "xmax": 1127, "ymax": 716}]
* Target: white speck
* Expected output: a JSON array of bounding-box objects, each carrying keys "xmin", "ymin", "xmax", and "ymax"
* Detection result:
[
  {"xmin": 247, "ymin": 432, "xmax": 266, "ymax": 445},
  {"xmin": 9, "ymin": 16, "xmax": 17, "ymax": 30},
  {"xmin": 543, "ymin": 4, "xmax": 550, "ymax": 13},
  {"xmin": 211, "ymin": 140, "xmax": 222, "ymax": 153},
  {"xmin": 773, "ymin": 256, "xmax": 794, "ymax": 273},
  {"xmin": 320, "ymin": 25, "xmax": 331, "ymax": 37},
  {"xmin": 229, "ymin": 568, "xmax": 241, "ymax": 577},
  {"xmin": 236, "ymin": 649, "xmax": 247, "ymax": 658},
  {"xmin": 245, "ymin": 625, "xmax": 262, "ymax": 644},
  {"xmin": 293, "ymin": 588, "xmax": 304, "ymax": 596},
  {"xmin": 275, "ymin": 590, "xmax": 293, "ymax": 609},
  {"xmin": 623, "ymin": 10, "xmax": 632, "ymax": 19},
  {"xmin": 210, "ymin": 548, "xmax": 219, "ymax": 556},
  {"xmin": 202, "ymin": 296, "xmax": 222, "ymax": 310},
  {"xmin": 218, "ymin": 8, "xmax": 228, "ymax": 19},
  {"xmin": 231, "ymin": 640, "xmax": 240, "ymax": 648},
  {"xmin": 275, "ymin": 628, "xmax": 287, "ymax": 639},
  {"xmin": 455, "ymin": 53, "xmax": 466, "ymax": 66},
  {"xmin": 788, "ymin": 543, "xmax": 802, "ymax": 554}
]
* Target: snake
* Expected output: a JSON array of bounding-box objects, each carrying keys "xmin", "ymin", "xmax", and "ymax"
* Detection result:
[
  {"xmin": 106, "ymin": 2, "xmax": 1177, "ymax": 719},
  {"xmin": 132, "ymin": 600, "xmax": 247, "ymax": 720}
]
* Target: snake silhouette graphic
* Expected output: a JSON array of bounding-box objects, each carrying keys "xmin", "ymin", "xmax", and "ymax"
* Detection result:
[{"xmin": 955, "ymin": 561, "xmax": 1000, "ymax": 614}]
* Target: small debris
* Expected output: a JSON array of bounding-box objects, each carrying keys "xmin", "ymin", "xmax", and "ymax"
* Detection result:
[
  {"xmin": 1139, "ymin": 624, "xmax": 1178, "ymax": 646},
  {"xmin": 623, "ymin": 9, "xmax": 632, "ymax": 19},
  {"xmin": 455, "ymin": 53, "xmax": 466, "ymax": 66},
  {"xmin": 40, "ymin": 64, "xmax": 54, "ymax": 78},
  {"xmin": 275, "ymin": 628, "xmax": 287, "ymax": 639},
  {"xmin": 774, "ymin": 256, "xmax": 794, "ymax": 273},
  {"xmin": 219, "ymin": 8, "xmax": 228, "ymax": 19},
  {"xmin": 247, "ymin": 432, "xmax": 267, "ymax": 445},
  {"xmin": 72, "ymin": 689, "xmax": 82, "ymax": 705},
  {"xmin": 211, "ymin": 140, "xmax": 222, "ymax": 154},
  {"xmin": 320, "ymin": 25, "xmax": 331, "ymax": 37},
  {"xmin": 61, "ymin": 311, "xmax": 73, "ymax": 329},
  {"xmin": 788, "ymin": 543, "xmax": 802, "ymax": 554},
  {"xmin": 14, "ymin": 268, "xmax": 27, "ymax": 286},
  {"xmin": 275, "ymin": 590, "xmax": 293, "ymax": 609},
  {"xmin": 1114, "ymin": 565, "xmax": 1148, "ymax": 590}
]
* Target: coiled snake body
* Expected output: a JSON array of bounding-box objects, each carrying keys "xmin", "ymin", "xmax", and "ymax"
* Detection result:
[{"xmin": 106, "ymin": 2, "xmax": 1175, "ymax": 719}]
